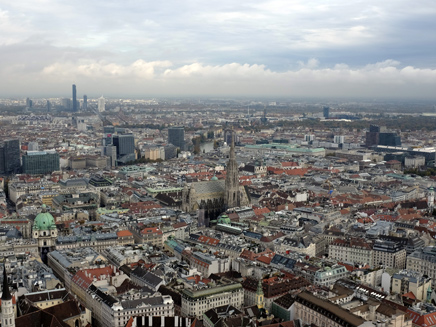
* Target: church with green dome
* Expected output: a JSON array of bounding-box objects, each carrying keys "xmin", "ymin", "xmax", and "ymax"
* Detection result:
[{"xmin": 32, "ymin": 205, "xmax": 58, "ymax": 262}]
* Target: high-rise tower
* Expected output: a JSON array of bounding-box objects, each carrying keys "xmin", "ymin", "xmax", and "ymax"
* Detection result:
[
  {"xmin": 168, "ymin": 127, "xmax": 185, "ymax": 151},
  {"xmin": 98, "ymin": 96, "xmax": 105, "ymax": 112},
  {"xmin": 0, "ymin": 139, "xmax": 21, "ymax": 175},
  {"xmin": 72, "ymin": 84, "xmax": 77, "ymax": 112},
  {"xmin": 83, "ymin": 95, "xmax": 87, "ymax": 110},
  {"xmin": 1, "ymin": 265, "xmax": 15, "ymax": 327},
  {"xmin": 225, "ymin": 129, "xmax": 240, "ymax": 208}
]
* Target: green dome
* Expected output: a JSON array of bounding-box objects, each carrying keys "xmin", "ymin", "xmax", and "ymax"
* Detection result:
[
  {"xmin": 34, "ymin": 208, "xmax": 56, "ymax": 230},
  {"xmin": 218, "ymin": 215, "xmax": 231, "ymax": 225},
  {"xmin": 211, "ymin": 175, "xmax": 218, "ymax": 181}
]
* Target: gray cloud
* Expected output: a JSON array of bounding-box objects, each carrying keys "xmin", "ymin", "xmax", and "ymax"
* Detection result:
[{"xmin": 0, "ymin": 0, "xmax": 435, "ymax": 97}]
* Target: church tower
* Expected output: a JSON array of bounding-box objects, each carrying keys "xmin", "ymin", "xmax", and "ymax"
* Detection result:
[
  {"xmin": 428, "ymin": 187, "xmax": 434, "ymax": 211},
  {"xmin": 1, "ymin": 266, "xmax": 15, "ymax": 327},
  {"xmin": 32, "ymin": 205, "xmax": 58, "ymax": 263},
  {"xmin": 225, "ymin": 129, "xmax": 240, "ymax": 209},
  {"xmin": 256, "ymin": 279, "xmax": 264, "ymax": 309}
]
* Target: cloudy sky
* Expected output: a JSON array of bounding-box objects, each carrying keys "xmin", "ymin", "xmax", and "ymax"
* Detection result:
[{"xmin": 1, "ymin": 0, "xmax": 436, "ymax": 98}]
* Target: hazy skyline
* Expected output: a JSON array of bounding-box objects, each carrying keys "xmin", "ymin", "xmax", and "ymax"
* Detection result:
[{"xmin": 1, "ymin": 0, "xmax": 436, "ymax": 98}]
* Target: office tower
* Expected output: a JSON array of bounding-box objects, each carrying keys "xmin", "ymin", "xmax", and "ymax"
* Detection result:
[
  {"xmin": 72, "ymin": 84, "xmax": 77, "ymax": 112},
  {"xmin": 112, "ymin": 134, "xmax": 135, "ymax": 163},
  {"xmin": 98, "ymin": 96, "xmax": 105, "ymax": 112},
  {"xmin": 168, "ymin": 127, "xmax": 185, "ymax": 150},
  {"xmin": 102, "ymin": 134, "xmax": 113, "ymax": 147},
  {"xmin": 260, "ymin": 107, "xmax": 268, "ymax": 124},
  {"xmin": 83, "ymin": 95, "xmax": 87, "ymax": 110},
  {"xmin": 103, "ymin": 145, "xmax": 117, "ymax": 167},
  {"xmin": 22, "ymin": 151, "xmax": 60, "ymax": 174},
  {"xmin": 370, "ymin": 124, "xmax": 381, "ymax": 133},
  {"xmin": 46, "ymin": 100, "xmax": 51, "ymax": 112},
  {"xmin": 0, "ymin": 139, "xmax": 21, "ymax": 175},
  {"xmin": 379, "ymin": 133, "xmax": 401, "ymax": 147},
  {"xmin": 323, "ymin": 106, "xmax": 330, "ymax": 118},
  {"xmin": 28, "ymin": 142, "xmax": 39, "ymax": 151},
  {"xmin": 61, "ymin": 98, "xmax": 71, "ymax": 110},
  {"xmin": 304, "ymin": 135, "xmax": 315, "ymax": 142},
  {"xmin": 26, "ymin": 97, "xmax": 33, "ymax": 109},
  {"xmin": 366, "ymin": 125, "xmax": 400, "ymax": 147},
  {"xmin": 334, "ymin": 135, "xmax": 345, "ymax": 144}
]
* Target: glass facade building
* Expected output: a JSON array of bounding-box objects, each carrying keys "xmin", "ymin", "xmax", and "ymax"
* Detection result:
[
  {"xmin": 22, "ymin": 151, "xmax": 60, "ymax": 174},
  {"xmin": 168, "ymin": 127, "xmax": 185, "ymax": 151}
]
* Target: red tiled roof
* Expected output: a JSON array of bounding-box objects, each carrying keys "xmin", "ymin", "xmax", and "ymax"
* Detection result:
[
  {"xmin": 198, "ymin": 235, "xmax": 219, "ymax": 245},
  {"xmin": 117, "ymin": 230, "xmax": 133, "ymax": 237},
  {"xmin": 140, "ymin": 227, "xmax": 163, "ymax": 235}
]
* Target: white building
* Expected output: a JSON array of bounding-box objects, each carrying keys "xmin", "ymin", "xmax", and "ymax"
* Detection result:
[
  {"xmin": 98, "ymin": 96, "xmax": 105, "ymax": 112},
  {"xmin": 334, "ymin": 135, "xmax": 345, "ymax": 144}
]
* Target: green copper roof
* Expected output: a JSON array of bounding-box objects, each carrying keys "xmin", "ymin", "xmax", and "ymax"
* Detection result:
[
  {"xmin": 218, "ymin": 215, "xmax": 231, "ymax": 225},
  {"xmin": 34, "ymin": 207, "xmax": 56, "ymax": 230},
  {"xmin": 256, "ymin": 279, "xmax": 264, "ymax": 295}
]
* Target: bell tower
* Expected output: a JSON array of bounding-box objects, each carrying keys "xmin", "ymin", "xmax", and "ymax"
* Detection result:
[
  {"xmin": 256, "ymin": 279, "xmax": 264, "ymax": 309},
  {"xmin": 1, "ymin": 265, "xmax": 15, "ymax": 327}
]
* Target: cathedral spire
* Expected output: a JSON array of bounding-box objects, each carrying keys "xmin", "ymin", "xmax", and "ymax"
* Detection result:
[
  {"xmin": 1, "ymin": 265, "xmax": 11, "ymax": 301},
  {"xmin": 229, "ymin": 126, "xmax": 235, "ymax": 160},
  {"xmin": 225, "ymin": 128, "xmax": 240, "ymax": 209}
]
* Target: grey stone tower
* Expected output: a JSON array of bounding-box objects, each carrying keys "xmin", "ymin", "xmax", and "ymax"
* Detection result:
[
  {"xmin": 225, "ymin": 129, "xmax": 240, "ymax": 209},
  {"xmin": 1, "ymin": 265, "xmax": 15, "ymax": 327}
]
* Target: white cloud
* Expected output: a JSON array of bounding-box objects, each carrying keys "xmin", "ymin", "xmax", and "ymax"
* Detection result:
[{"xmin": 0, "ymin": 59, "xmax": 430, "ymax": 98}]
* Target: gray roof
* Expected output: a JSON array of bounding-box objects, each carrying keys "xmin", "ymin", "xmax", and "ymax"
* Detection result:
[
  {"xmin": 192, "ymin": 180, "xmax": 226, "ymax": 194},
  {"xmin": 121, "ymin": 296, "xmax": 165, "ymax": 309}
]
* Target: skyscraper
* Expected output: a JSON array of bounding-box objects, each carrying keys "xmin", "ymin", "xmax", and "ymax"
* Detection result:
[
  {"xmin": 72, "ymin": 84, "xmax": 77, "ymax": 112},
  {"xmin": 98, "ymin": 96, "xmax": 105, "ymax": 112},
  {"xmin": 26, "ymin": 97, "xmax": 33, "ymax": 109},
  {"xmin": 83, "ymin": 95, "xmax": 87, "ymax": 110},
  {"xmin": 323, "ymin": 106, "xmax": 330, "ymax": 118},
  {"xmin": 61, "ymin": 98, "xmax": 71, "ymax": 110},
  {"xmin": 168, "ymin": 127, "xmax": 185, "ymax": 151},
  {"xmin": 0, "ymin": 139, "xmax": 21, "ymax": 175},
  {"xmin": 112, "ymin": 134, "xmax": 135, "ymax": 163}
]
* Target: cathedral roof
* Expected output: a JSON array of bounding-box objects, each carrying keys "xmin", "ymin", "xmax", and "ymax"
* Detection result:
[{"xmin": 192, "ymin": 180, "xmax": 225, "ymax": 195}]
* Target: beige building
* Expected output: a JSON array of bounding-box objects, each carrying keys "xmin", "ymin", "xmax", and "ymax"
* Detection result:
[
  {"xmin": 328, "ymin": 238, "xmax": 374, "ymax": 267},
  {"xmin": 294, "ymin": 291, "xmax": 372, "ymax": 327},
  {"xmin": 143, "ymin": 147, "xmax": 165, "ymax": 160},
  {"xmin": 391, "ymin": 271, "xmax": 432, "ymax": 301},
  {"xmin": 181, "ymin": 283, "xmax": 243, "ymax": 318},
  {"xmin": 373, "ymin": 240, "xmax": 406, "ymax": 269},
  {"xmin": 407, "ymin": 246, "xmax": 436, "ymax": 288}
]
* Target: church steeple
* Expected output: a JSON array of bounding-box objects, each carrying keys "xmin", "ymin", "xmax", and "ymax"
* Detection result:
[
  {"xmin": 225, "ymin": 128, "xmax": 240, "ymax": 209},
  {"xmin": 256, "ymin": 279, "xmax": 264, "ymax": 309},
  {"xmin": 2, "ymin": 265, "xmax": 11, "ymax": 301},
  {"xmin": 1, "ymin": 264, "xmax": 15, "ymax": 327}
]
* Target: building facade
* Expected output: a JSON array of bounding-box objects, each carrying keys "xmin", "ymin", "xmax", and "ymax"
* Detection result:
[
  {"xmin": 168, "ymin": 127, "xmax": 185, "ymax": 150},
  {"xmin": 22, "ymin": 151, "xmax": 60, "ymax": 174},
  {"xmin": 181, "ymin": 283, "xmax": 243, "ymax": 318}
]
